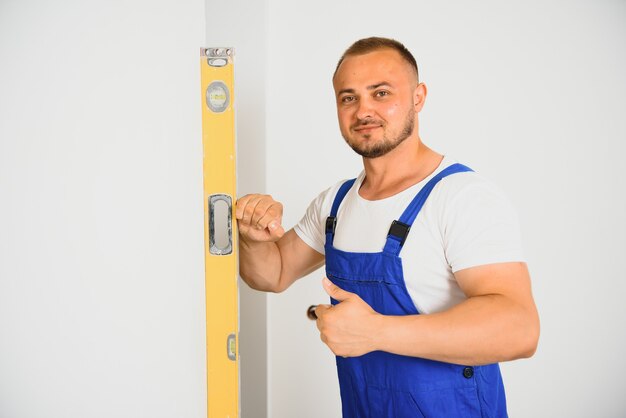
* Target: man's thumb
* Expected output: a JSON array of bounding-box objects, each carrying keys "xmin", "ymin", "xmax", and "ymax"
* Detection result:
[
  {"xmin": 323, "ymin": 277, "xmax": 352, "ymax": 302},
  {"xmin": 268, "ymin": 220, "xmax": 285, "ymax": 239}
]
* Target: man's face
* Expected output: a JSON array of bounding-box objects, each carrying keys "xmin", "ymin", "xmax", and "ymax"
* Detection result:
[{"xmin": 333, "ymin": 48, "xmax": 422, "ymax": 158}]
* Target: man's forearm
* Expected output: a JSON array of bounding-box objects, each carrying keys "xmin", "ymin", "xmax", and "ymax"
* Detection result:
[
  {"xmin": 238, "ymin": 236, "xmax": 283, "ymax": 292},
  {"xmin": 373, "ymin": 263, "xmax": 540, "ymax": 365},
  {"xmin": 317, "ymin": 262, "xmax": 539, "ymax": 364},
  {"xmin": 376, "ymin": 293, "xmax": 539, "ymax": 365}
]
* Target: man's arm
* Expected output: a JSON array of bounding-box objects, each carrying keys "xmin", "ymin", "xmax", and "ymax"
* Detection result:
[
  {"xmin": 315, "ymin": 261, "xmax": 539, "ymax": 365},
  {"xmin": 236, "ymin": 194, "xmax": 324, "ymax": 293}
]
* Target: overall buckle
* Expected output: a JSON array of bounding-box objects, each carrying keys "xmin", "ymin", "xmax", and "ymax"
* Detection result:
[
  {"xmin": 325, "ymin": 216, "xmax": 337, "ymax": 234},
  {"xmin": 388, "ymin": 220, "xmax": 411, "ymax": 246}
]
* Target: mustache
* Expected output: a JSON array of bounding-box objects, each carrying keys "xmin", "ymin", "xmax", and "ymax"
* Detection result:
[{"xmin": 352, "ymin": 118, "xmax": 384, "ymax": 129}]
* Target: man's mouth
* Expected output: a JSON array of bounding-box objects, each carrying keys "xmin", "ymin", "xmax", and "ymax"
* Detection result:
[{"xmin": 353, "ymin": 124, "xmax": 382, "ymax": 132}]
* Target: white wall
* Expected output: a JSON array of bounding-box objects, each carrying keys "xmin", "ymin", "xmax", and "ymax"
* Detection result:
[
  {"xmin": 265, "ymin": 1, "xmax": 626, "ymax": 417},
  {"xmin": 0, "ymin": 1, "xmax": 206, "ymax": 417}
]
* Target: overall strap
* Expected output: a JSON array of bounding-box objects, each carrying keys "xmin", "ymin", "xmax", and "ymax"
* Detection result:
[
  {"xmin": 383, "ymin": 163, "xmax": 473, "ymax": 256},
  {"xmin": 325, "ymin": 178, "xmax": 356, "ymax": 247}
]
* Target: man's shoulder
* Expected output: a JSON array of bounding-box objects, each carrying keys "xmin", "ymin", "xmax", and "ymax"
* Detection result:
[
  {"xmin": 433, "ymin": 157, "xmax": 498, "ymax": 189},
  {"xmin": 431, "ymin": 164, "xmax": 513, "ymax": 209},
  {"xmin": 437, "ymin": 167, "xmax": 491, "ymax": 193}
]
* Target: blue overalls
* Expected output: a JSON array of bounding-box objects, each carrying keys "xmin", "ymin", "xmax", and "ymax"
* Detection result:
[{"xmin": 324, "ymin": 163, "xmax": 507, "ymax": 418}]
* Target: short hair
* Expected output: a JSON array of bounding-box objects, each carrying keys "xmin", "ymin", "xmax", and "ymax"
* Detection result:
[{"xmin": 333, "ymin": 37, "xmax": 419, "ymax": 82}]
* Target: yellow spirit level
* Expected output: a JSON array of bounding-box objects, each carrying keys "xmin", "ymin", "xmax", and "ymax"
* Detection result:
[{"xmin": 200, "ymin": 47, "xmax": 239, "ymax": 418}]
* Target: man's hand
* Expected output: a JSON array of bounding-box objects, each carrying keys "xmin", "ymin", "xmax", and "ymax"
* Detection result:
[
  {"xmin": 315, "ymin": 278, "xmax": 381, "ymax": 357},
  {"xmin": 236, "ymin": 194, "xmax": 285, "ymax": 243},
  {"xmin": 236, "ymin": 193, "xmax": 324, "ymax": 294}
]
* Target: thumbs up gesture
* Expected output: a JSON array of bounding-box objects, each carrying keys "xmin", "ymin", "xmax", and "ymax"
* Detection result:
[{"xmin": 314, "ymin": 278, "xmax": 382, "ymax": 358}]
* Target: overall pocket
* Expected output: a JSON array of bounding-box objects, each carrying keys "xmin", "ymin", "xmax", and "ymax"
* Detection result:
[
  {"xmin": 328, "ymin": 275, "xmax": 416, "ymax": 315},
  {"xmin": 409, "ymin": 386, "xmax": 483, "ymax": 418},
  {"xmin": 366, "ymin": 386, "xmax": 426, "ymax": 418}
]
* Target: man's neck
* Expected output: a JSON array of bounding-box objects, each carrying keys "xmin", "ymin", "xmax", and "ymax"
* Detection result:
[{"xmin": 359, "ymin": 136, "xmax": 443, "ymax": 201}]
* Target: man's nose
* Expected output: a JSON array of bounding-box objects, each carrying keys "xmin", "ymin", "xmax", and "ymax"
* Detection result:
[{"xmin": 356, "ymin": 98, "xmax": 374, "ymax": 120}]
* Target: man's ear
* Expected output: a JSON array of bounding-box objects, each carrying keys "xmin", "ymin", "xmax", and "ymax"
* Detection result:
[{"xmin": 414, "ymin": 82, "xmax": 427, "ymax": 112}]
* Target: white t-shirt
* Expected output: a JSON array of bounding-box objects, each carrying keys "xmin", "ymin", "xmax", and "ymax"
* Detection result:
[{"xmin": 294, "ymin": 157, "xmax": 525, "ymax": 314}]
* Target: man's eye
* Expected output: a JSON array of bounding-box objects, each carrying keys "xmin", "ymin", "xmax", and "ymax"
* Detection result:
[
  {"xmin": 375, "ymin": 90, "xmax": 389, "ymax": 97},
  {"xmin": 341, "ymin": 96, "xmax": 356, "ymax": 103}
]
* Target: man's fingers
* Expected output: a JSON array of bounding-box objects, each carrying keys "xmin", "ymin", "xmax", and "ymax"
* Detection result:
[
  {"xmin": 234, "ymin": 197, "xmax": 245, "ymax": 219},
  {"xmin": 239, "ymin": 196, "xmax": 267, "ymax": 228},
  {"xmin": 236, "ymin": 194, "xmax": 285, "ymax": 243},
  {"xmin": 268, "ymin": 221, "xmax": 285, "ymax": 239},
  {"xmin": 251, "ymin": 201, "xmax": 281, "ymax": 227},
  {"xmin": 235, "ymin": 195, "xmax": 257, "ymax": 222},
  {"xmin": 256, "ymin": 209, "xmax": 283, "ymax": 232},
  {"xmin": 235, "ymin": 194, "xmax": 254, "ymax": 220},
  {"xmin": 241, "ymin": 196, "xmax": 264, "ymax": 226},
  {"xmin": 236, "ymin": 195, "xmax": 283, "ymax": 229},
  {"xmin": 323, "ymin": 277, "xmax": 354, "ymax": 302},
  {"xmin": 314, "ymin": 304, "xmax": 332, "ymax": 320}
]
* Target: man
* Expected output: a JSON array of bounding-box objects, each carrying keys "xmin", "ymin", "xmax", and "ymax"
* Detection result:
[{"xmin": 236, "ymin": 37, "xmax": 539, "ymax": 417}]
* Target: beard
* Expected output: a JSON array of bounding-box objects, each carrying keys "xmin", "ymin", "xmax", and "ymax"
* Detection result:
[{"xmin": 343, "ymin": 109, "xmax": 415, "ymax": 158}]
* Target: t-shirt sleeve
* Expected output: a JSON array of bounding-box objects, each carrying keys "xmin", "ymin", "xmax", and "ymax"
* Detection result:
[
  {"xmin": 441, "ymin": 176, "xmax": 525, "ymax": 273},
  {"xmin": 293, "ymin": 186, "xmax": 335, "ymax": 255}
]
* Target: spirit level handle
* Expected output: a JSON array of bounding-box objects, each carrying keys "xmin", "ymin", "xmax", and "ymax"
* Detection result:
[{"xmin": 209, "ymin": 194, "xmax": 233, "ymax": 255}]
